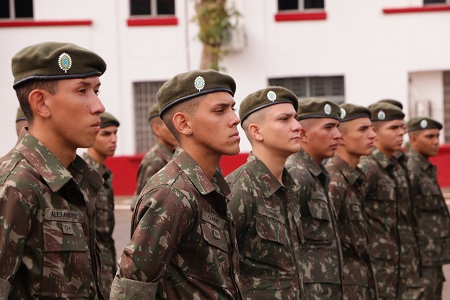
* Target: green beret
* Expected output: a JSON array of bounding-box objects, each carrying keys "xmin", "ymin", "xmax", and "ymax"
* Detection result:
[
  {"xmin": 12, "ymin": 42, "xmax": 106, "ymax": 89},
  {"xmin": 407, "ymin": 116, "xmax": 442, "ymax": 132},
  {"xmin": 16, "ymin": 107, "xmax": 26, "ymax": 122},
  {"xmin": 339, "ymin": 103, "xmax": 371, "ymax": 122},
  {"xmin": 100, "ymin": 112, "xmax": 120, "ymax": 128},
  {"xmin": 147, "ymin": 103, "xmax": 160, "ymax": 121},
  {"xmin": 239, "ymin": 86, "xmax": 298, "ymax": 124},
  {"xmin": 296, "ymin": 98, "xmax": 340, "ymax": 121},
  {"xmin": 377, "ymin": 98, "xmax": 403, "ymax": 110},
  {"xmin": 368, "ymin": 102, "xmax": 405, "ymax": 122},
  {"xmin": 157, "ymin": 69, "xmax": 236, "ymax": 116}
]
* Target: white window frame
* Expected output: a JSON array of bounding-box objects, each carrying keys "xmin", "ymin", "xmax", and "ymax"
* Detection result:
[
  {"xmin": 130, "ymin": 0, "xmax": 175, "ymax": 17},
  {"xmin": 278, "ymin": 0, "xmax": 325, "ymax": 12},
  {"xmin": 268, "ymin": 76, "xmax": 345, "ymax": 104},
  {"xmin": 424, "ymin": 0, "xmax": 450, "ymax": 5},
  {"xmin": 133, "ymin": 81, "xmax": 165, "ymax": 154},
  {"xmin": 0, "ymin": 0, "xmax": 33, "ymax": 19}
]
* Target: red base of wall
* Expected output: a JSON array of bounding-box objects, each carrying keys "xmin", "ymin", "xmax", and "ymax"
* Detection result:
[{"xmin": 105, "ymin": 145, "xmax": 450, "ymax": 196}]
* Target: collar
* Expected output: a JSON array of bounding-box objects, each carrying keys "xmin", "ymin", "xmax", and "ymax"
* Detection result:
[
  {"xmin": 328, "ymin": 155, "xmax": 364, "ymax": 185},
  {"xmin": 246, "ymin": 153, "xmax": 291, "ymax": 198},
  {"xmin": 16, "ymin": 130, "xmax": 103, "ymax": 193},
  {"xmin": 371, "ymin": 147, "xmax": 394, "ymax": 169},
  {"xmin": 172, "ymin": 147, "xmax": 231, "ymax": 197}
]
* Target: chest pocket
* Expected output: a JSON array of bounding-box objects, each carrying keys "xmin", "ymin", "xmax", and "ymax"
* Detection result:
[
  {"xmin": 375, "ymin": 180, "xmax": 396, "ymax": 201},
  {"xmin": 347, "ymin": 203, "xmax": 364, "ymax": 222},
  {"xmin": 201, "ymin": 211, "xmax": 229, "ymax": 253},
  {"xmin": 256, "ymin": 206, "xmax": 287, "ymax": 245},
  {"xmin": 303, "ymin": 197, "xmax": 333, "ymax": 243},
  {"xmin": 44, "ymin": 221, "xmax": 88, "ymax": 252},
  {"xmin": 417, "ymin": 184, "xmax": 442, "ymax": 210},
  {"xmin": 248, "ymin": 206, "xmax": 293, "ymax": 269},
  {"xmin": 42, "ymin": 217, "xmax": 91, "ymax": 298}
]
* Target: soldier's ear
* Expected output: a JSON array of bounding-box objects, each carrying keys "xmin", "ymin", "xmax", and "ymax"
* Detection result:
[
  {"xmin": 172, "ymin": 112, "xmax": 192, "ymax": 136},
  {"xmin": 299, "ymin": 127, "xmax": 308, "ymax": 142},
  {"xmin": 151, "ymin": 121, "xmax": 162, "ymax": 137},
  {"xmin": 29, "ymin": 89, "xmax": 51, "ymax": 119},
  {"xmin": 248, "ymin": 123, "xmax": 263, "ymax": 142}
]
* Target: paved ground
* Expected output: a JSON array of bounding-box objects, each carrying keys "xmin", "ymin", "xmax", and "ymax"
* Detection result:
[{"xmin": 113, "ymin": 191, "xmax": 450, "ymax": 298}]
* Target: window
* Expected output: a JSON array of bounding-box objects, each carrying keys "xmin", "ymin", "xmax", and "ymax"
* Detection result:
[
  {"xmin": 444, "ymin": 71, "xmax": 450, "ymax": 142},
  {"xmin": 130, "ymin": 0, "xmax": 175, "ymax": 16},
  {"xmin": 0, "ymin": 0, "xmax": 33, "ymax": 19},
  {"xmin": 133, "ymin": 81, "xmax": 165, "ymax": 154},
  {"xmin": 278, "ymin": 0, "xmax": 324, "ymax": 11},
  {"xmin": 268, "ymin": 76, "xmax": 345, "ymax": 104},
  {"xmin": 424, "ymin": 0, "xmax": 450, "ymax": 4}
]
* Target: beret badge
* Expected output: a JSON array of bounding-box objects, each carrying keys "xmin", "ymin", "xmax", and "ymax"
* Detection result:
[
  {"xmin": 378, "ymin": 110, "xmax": 386, "ymax": 120},
  {"xmin": 340, "ymin": 108, "xmax": 346, "ymax": 119},
  {"xmin": 194, "ymin": 76, "xmax": 205, "ymax": 92},
  {"xmin": 324, "ymin": 104, "xmax": 332, "ymax": 115},
  {"xmin": 420, "ymin": 119, "xmax": 428, "ymax": 129},
  {"xmin": 267, "ymin": 90, "xmax": 276, "ymax": 102},
  {"xmin": 58, "ymin": 52, "xmax": 72, "ymax": 73}
]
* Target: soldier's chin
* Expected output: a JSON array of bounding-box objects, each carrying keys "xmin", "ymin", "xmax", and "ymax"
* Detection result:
[
  {"xmin": 223, "ymin": 145, "xmax": 240, "ymax": 156},
  {"xmin": 81, "ymin": 140, "xmax": 96, "ymax": 149}
]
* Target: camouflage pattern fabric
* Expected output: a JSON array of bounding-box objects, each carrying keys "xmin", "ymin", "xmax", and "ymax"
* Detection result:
[
  {"xmin": 226, "ymin": 153, "xmax": 305, "ymax": 299},
  {"xmin": 392, "ymin": 152, "xmax": 427, "ymax": 299},
  {"xmin": 0, "ymin": 130, "xmax": 104, "ymax": 299},
  {"xmin": 135, "ymin": 142, "xmax": 173, "ymax": 196},
  {"xmin": 131, "ymin": 142, "xmax": 173, "ymax": 211},
  {"xmin": 407, "ymin": 148, "xmax": 450, "ymax": 299},
  {"xmin": 359, "ymin": 147, "xmax": 427, "ymax": 299},
  {"xmin": 110, "ymin": 148, "xmax": 242, "ymax": 299},
  {"xmin": 326, "ymin": 156, "xmax": 378, "ymax": 300},
  {"xmin": 286, "ymin": 149, "xmax": 343, "ymax": 300},
  {"xmin": 421, "ymin": 267, "xmax": 445, "ymax": 300},
  {"xmin": 84, "ymin": 154, "xmax": 117, "ymax": 299}
]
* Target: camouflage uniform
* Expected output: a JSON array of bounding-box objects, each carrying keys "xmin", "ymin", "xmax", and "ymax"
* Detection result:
[
  {"xmin": 110, "ymin": 148, "xmax": 242, "ymax": 299},
  {"xmin": 359, "ymin": 147, "xmax": 426, "ymax": 299},
  {"xmin": 135, "ymin": 142, "xmax": 173, "ymax": 196},
  {"xmin": 226, "ymin": 153, "xmax": 305, "ymax": 299},
  {"xmin": 407, "ymin": 148, "xmax": 450, "ymax": 300},
  {"xmin": 286, "ymin": 149, "xmax": 343, "ymax": 300},
  {"xmin": 325, "ymin": 155, "xmax": 377, "ymax": 299},
  {"xmin": 0, "ymin": 130, "xmax": 104, "ymax": 299},
  {"xmin": 84, "ymin": 153, "xmax": 117, "ymax": 299},
  {"xmin": 131, "ymin": 142, "xmax": 173, "ymax": 211}
]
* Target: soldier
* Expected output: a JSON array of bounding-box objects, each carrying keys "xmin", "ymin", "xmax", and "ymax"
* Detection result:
[
  {"xmin": 325, "ymin": 103, "xmax": 377, "ymax": 299},
  {"xmin": 83, "ymin": 112, "xmax": 120, "ymax": 299},
  {"xmin": 0, "ymin": 42, "xmax": 106, "ymax": 298},
  {"xmin": 130, "ymin": 103, "xmax": 178, "ymax": 211},
  {"xmin": 359, "ymin": 102, "xmax": 427, "ymax": 299},
  {"xmin": 110, "ymin": 70, "xmax": 242, "ymax": 299},
  {"xmin": 406, "ymin": 116, "xmax": 450, "ymax": 300},
  {"xmin": 376, "ymin": 98, "xmax": 407, "ymax": 159},
  {"xmin": 15, "ymin": 106, "xmax": 28, "ymax": 136},
  {"xmin": 226, "ymin": 86, "xmax": 304, "ymax": 299},
  {"xmin": 286, "ymin": 98, "xmax": 344, "ymax": 299}
]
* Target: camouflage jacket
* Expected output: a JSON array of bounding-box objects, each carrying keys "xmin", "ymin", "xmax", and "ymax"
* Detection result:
[
  {"xmin": 407, "ymin": 148, "xmax": 450, "ymax": 267},
  {"xmin": 359, "ymin": 147, "xmax": 422, "ymax": 298},
  {"xmin": 286, "ymin": 150, "xmax": 343, "ymax": 290},
  {"xmin": 110, "ymin": 148, "xmax": 242, "ymax": 300},
  {"xmin": 135, "ymin": 142, "xmax": 173, "ymax": 196},
  {"xmin": 226, "ymin": 153, "xmax": 305, "ymax": 299},
  {"xmin": 83, "ymin": 155, "xmax": 117, "ymax": 279},
  {"xmin": 326, "ymin": 156, "xmax": 377, "ymax": 293},
  {"xmin": 0, "ymin": 130, "xmax": 104, "ymax": 299}
]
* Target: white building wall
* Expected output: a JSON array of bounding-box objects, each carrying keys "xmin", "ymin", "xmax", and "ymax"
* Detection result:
[{"xmin": 1, "ymin": 0, "xmax": 449, "ymax": 155}]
